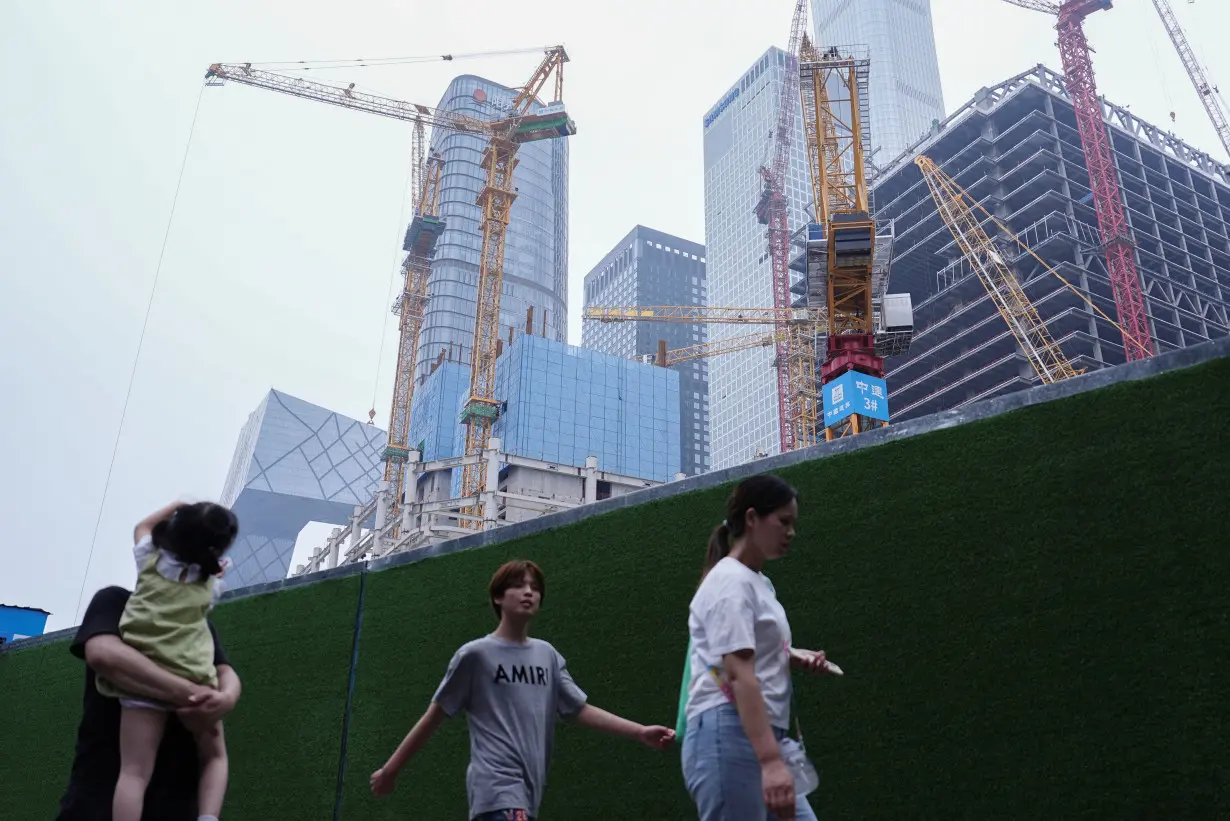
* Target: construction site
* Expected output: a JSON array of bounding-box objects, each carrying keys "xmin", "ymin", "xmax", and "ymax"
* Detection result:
[
  {"xmin": 151, "ymin": 0, "xmax": 1227, "ymax": 586},
  {"xmin": 3, "ymin": 0, "xmax": 1230, "ymax": 816}
]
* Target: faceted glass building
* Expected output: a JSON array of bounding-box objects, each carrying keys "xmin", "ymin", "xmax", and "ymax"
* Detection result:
[
  {"xmin": 873, "ymin": 65, "xmax": 1230, "ymax": 420},
  {"xmin": 220, "ymin": 390, "xmax": 385, "ymax": 588},
  {"xmin": 811, "ymin": 0, "xmax": 946, "ymax": 162},
  {"xmin": 703, "ymin": 47, "xmax": 812, "ymax": 470},
  {"xmin": 581, "ymin": 225, "xmax": 710, "ymax": 475},
  {"xmin": 417, "ymin": 74, "xmax": 569, "ymax": 380}
]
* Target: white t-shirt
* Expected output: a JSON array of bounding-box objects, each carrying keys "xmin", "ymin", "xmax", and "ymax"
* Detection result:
[{"xmin": 686, "ymin": 556, "xmax": 793, "ymax": 729}]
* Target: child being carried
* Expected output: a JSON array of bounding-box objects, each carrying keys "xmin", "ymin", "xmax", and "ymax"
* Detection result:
[{"xmin": 96, "ymin": 500, "xmax": 239, "ymax": 821}]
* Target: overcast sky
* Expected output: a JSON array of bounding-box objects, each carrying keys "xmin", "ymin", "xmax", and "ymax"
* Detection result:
[{"xmin": 2, "ymin": 0, "xmax": 1227, "ymax": 632}]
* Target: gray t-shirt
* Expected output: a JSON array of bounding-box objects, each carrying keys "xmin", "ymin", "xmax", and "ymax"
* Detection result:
[{"xmin": 433, "ymin": 635, "xmax": 588, "ymax": 819}]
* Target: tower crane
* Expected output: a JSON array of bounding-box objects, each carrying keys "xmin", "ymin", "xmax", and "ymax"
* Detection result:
[
  {"xmin": 584, "ymin": 305, "xmax": 825, "ymax": 325},
  {"xmin": 798, "ymin": 43, "xmax": 886, "ymax": 441},
  {"xmin": 643, "ymin": 327, "xmax": 821, "ymax": 368},
  {"xmin": 1150, "ymin": 0, "xmax": 1230, "ymax": 161},
  {"xmin": 916, "ymin": 155, "xmax": 1084, "ymax": 384},
  {"xmin": 754, "ymin": 0, "xmax": 811, "ymax": 453},
  {"xmin": 383, "ymin": 140, "xmax": 444, "ymax": 530},
  {"xmin": 206, "ymin": 48, "xmax": 575, "ymax": 530},
  {"xmin": 1000, "ymin": 0, "xmax": 1155, "ymax": 362}
]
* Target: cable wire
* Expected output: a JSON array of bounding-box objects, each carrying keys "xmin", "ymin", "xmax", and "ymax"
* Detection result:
[
  {"xmin": 240, "ymin": 46, "xmax": 553, "ymax": 73},
  {"xmin": 72, "ymin": 83, "xmax": 207, "ymax": 624}
]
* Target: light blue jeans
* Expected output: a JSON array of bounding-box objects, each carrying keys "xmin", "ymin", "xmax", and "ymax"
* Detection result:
[{"xmin": 682, "ymin": 704, "xmax": 819, "ymax": 821}]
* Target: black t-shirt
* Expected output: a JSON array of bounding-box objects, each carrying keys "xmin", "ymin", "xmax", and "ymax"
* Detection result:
[{"xmin": 55, "ymin": 585, "xmax": 231, "ymax": 821}]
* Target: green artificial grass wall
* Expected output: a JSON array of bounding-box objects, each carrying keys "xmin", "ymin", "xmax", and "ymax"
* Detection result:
[
  {"xmin": 205, "ymin": 575, "xmax": 361, "ymax": 819},
  {"xmin": 0, "ymin": 640, "xmax": 88, "ymax": 815},
  {"xmin": 3, "ymin": 356, "xmax": 1228, "ymax": 819}
]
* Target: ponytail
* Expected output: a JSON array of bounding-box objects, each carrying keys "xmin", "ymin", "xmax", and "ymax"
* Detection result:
[
  {"xmin": 700, "ymin": 474, "xmax": 797, "ymax": 582},
  {"xmin": 703, "ymin": 521, "xmax": 732, "ymax": 580}
]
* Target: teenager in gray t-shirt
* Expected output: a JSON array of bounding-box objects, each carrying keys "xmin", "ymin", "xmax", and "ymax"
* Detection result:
[{"xmin": 370, "ymin": 560, "xmax": 676, "ymax": 820}]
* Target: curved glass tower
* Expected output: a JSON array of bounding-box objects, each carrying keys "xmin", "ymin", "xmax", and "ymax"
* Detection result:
[{"xmin": 417, "ymin": 74, "xmax": 569, "ymax": 380}]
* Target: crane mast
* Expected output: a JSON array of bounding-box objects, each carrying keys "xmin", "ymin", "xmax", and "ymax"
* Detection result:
[
  {"xmin": 458, "ymin": 48, "xmax": 572, "ymax": 524},
  {"xmin": 1001, "ymin": 0, "xmax": 1155, "ymax": 361},
  {"xmin": 916, "ymin": 156, "xmax": 1083, "ymax": 384},
  {"xmin": 383, "ymin": 140, "xmax": 444, "ymax": 528},
  {"xmin": 755, "ymin": 0, "xmax": 810, "ymax": 453},
  {"xmin": 798, "ymin": 44, "xmax": 881, "ymax": 440},
  {"xmin": 1150, "ymin": 0, "xmax": 1230, "ymax": 161}
]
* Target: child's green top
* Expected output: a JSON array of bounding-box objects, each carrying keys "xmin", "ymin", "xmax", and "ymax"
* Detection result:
[{"xmin": 96, "ymin": 536, "xmax": 220, "ymax": 700}]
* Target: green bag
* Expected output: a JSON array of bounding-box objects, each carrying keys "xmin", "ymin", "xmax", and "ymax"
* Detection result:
[{"xmin": 675, "ymin": 639, "xmax": 693, "ymax": 740}]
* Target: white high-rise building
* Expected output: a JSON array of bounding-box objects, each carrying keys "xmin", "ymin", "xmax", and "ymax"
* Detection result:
[
  {"xmin": 703, "ymin": 47, "xmax": 811, "ymax": 470},
  {"xmin": 811, "ymin": 0, "xmax": 945, "ymax": 163}
]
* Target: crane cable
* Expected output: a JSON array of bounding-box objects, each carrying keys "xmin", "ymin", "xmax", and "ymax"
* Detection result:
[
  {"xmin": 73, "ymin": 82, "xmax": 207, "ymax": 623},
  {"xmin": 235, "ymin": 46, "xmax": 555, "ymax": 73}
]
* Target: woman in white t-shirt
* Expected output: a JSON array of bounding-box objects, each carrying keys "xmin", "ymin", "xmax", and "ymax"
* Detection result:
[{"xmin": 681, "ymin": 474, "xmax": 833, "ymax": 821}]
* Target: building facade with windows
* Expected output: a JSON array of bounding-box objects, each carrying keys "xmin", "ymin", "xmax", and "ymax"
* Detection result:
[
  {"xmin": 810, "ymin": 0, "xmax": 946, "ymax": 163},
  {"xmin": 873, "ymin": 65, "xmax": 1230, "ymax": 421},
  {"xmin": 703, "ymin": 47, "xmax": 812, "ymax": 470},
  {"xmin": 417, "ymin": 74, "xmax": 569, "ymax": 381},
  {"xmin": 489, "ymin": 335, "xmax": 680, "ymax": 483},
  {"xmin": 401, "ymin": 333, "xmax": 681, "ymax": 492},
  {"xmin": 581, "ymin": 225, "xmax": 710, "ymax": 475}
]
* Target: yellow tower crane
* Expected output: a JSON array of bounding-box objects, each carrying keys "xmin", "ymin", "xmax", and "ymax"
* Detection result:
[
  {"xmin": 583, "ymin": 306, "xmax": 826, "ymax": 377},
  {"xmin": 653, "ymin": 329, "xmax": 794, "ymax": 367},
  {"xmin": 383, "ymin": 141, "xmax": 444, "ymax": 529},
  {"xmin": 205, "ymin": 48, "xmax": 575, "ymax": 529},
  {"xmin": 797, "ymin": 41, "xmax": 887, "ymax": 442},
  {"xmin": 915, "ymin": 155, "xmax": 1083, "ymax": 384}
]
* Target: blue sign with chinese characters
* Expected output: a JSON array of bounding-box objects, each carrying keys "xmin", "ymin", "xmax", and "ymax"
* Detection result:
[{"xmin": 822, "ymin": 371, "xmax": 890, "ymax": 426}]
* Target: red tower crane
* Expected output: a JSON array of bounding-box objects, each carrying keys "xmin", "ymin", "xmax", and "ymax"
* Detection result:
[
  {"xmin": 1003, "ymin": 0, "xmax": 1155, "ymax": 361},
  {"xmin": 755, "ymin": 0, "xmax": 810, "ymax": 453}
]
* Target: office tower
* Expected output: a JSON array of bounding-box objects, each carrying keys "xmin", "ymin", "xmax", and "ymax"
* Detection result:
[
  {"xmin": 581, "ymin": 225, "xmax": 710, "ymax": 475},
  {"xmin": 703, "ymin": 47, "xmax": 811, "ymax": 469},
  {"xmin": 417, "ymin": 74, "xmax": 569, "ymax": 379},
  {"xmin": 811, "ymin": 0, "xmax": 946, "ymax": 163},
  {"xmin": 874, "ymin": 65, "xmax": 1230, "ymax": 420}
]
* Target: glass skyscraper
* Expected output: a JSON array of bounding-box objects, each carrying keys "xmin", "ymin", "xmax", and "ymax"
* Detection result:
[
  {"xmin": 417, "ymin": 74, "xmax": 569, "ymax": 379},
  {"xmin": 703, "ymin": 47, "xmax": 811, "ymax": 470},
  {"xmin": 581, "ymin": 226, "xmax": 710, "ymax": 475},
  {"xmin": 811, "ymin": 0, "xmax": 945, "ymax": 163}
]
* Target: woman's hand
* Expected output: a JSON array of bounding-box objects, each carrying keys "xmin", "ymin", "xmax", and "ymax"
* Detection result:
[
  {"xmin": 789, "ymin": 647, "xmax": 833, "ymax": 673},
  {"xmin": 761, "ymin": 756, "xmax": 797, "ymax": 818}
]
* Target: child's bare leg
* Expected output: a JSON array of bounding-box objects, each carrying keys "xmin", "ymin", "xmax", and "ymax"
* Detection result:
[
  {"xmin": 184, "ymin": 716, "xmax": 228, "ymax": 819},
  {"xmin": 114, "ymin": 706, "xmax": 168, "ymax": 821}
]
